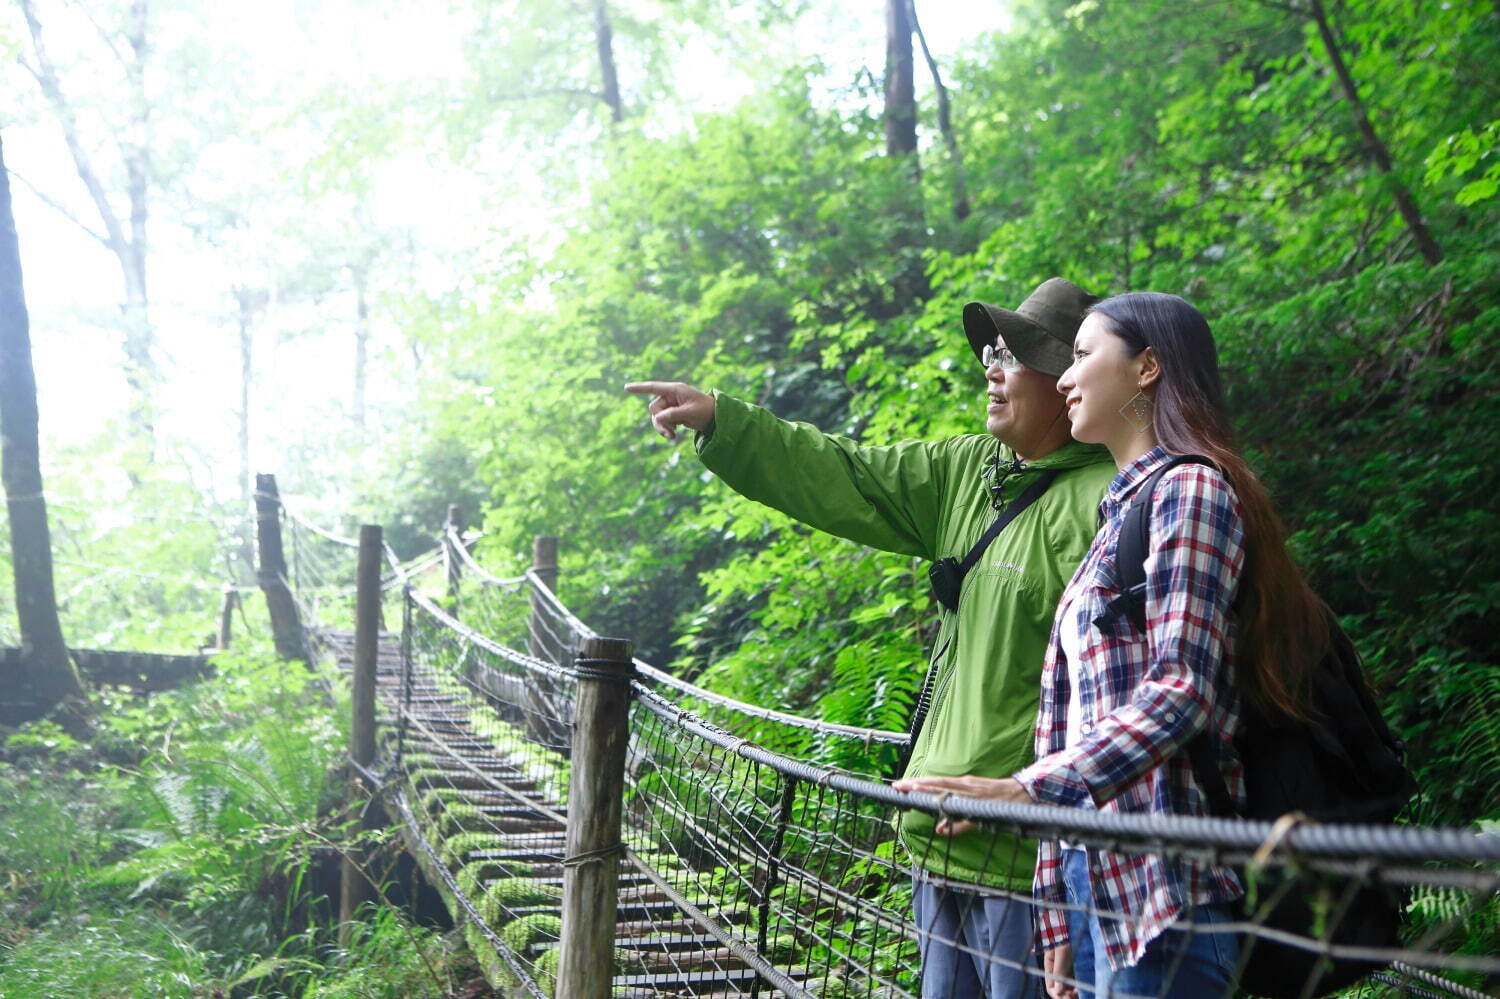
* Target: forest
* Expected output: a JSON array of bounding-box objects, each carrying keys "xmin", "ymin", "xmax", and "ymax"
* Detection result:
[{"xmin": 0, "ymin": 0, "xmax": 1496, "ymax": 995}]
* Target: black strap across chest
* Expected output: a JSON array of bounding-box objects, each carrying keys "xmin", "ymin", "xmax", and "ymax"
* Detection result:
[
  {"xmin": 898, "ymin": 467, "xmax": 1061, "ymax": 778},
  {"xmin": 958, "ymin": 468, "xmax": 1061, "ymax": 581}
]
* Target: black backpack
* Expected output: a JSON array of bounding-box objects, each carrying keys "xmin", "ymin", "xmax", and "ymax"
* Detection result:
[{"xmin": 1106, "ymin": 454, "xmax": 1416, "ymax": 999}]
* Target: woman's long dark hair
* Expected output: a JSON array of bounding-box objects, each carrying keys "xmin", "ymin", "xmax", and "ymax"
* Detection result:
[{"xmin": 1090, "ymin": 292, "xmax": 1329, "ymax": 719}]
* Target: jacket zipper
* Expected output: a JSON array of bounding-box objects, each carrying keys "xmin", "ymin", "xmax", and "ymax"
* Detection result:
[{"xmin": 917, "ymin": 629, "xmax": 959, "ymax": 755}]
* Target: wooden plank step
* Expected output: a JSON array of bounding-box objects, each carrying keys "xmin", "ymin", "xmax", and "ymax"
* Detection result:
[
  {"xmin": 607, "ymin": 932, "xmax": 726, "ymax": 953},
  {"xmin": 427, "ymin": 791, "xmax": 553, "ymax": 810},
  {"xmin": 467, "ymin": 846, "xmax": 567, "ymax": 864},
  {"xmin": 451, "ymin": 815, "xmax": 560, "ymax": 835},
  {"xmin": 409, "ymin": 773, "xmax": 536, "ymax": 793},
  {"xmin": 609, "ymin": 966, "xmax": 781, "ymax": 994},
  {"xmin": 405, "ymin": 713, "xmax": 475, "ymax": 725},
  {"xmin": 520, "ymin": 873, "xmax": 651, "ymax": 890},
  {"xmin": 633, "ymin": 946, "xmax": 750, "ymax": 974},
  {"xmin": 510, "ymin": 898, "xmax": 683, "ymax": 922}
]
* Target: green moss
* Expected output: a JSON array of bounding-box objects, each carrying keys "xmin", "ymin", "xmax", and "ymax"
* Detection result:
[
  {"xmin": 439, "ymin": 801, "xmax": 490, "ymax": 834},
  {"xmin": 438, "ymin": 831, "xmax": 507, "ymax": 869},
  {"xmin": 499, "ymin": 913, "xmax": 562, "ymax": 955},
  {"xmin": 479, "ymin": 877, "xmax": 562, "ymax": 926}
]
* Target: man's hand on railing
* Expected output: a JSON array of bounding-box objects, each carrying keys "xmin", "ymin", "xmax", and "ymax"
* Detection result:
[{"xmin": 625, "ymin": 380, "xmax": 716, "ymax": 442}]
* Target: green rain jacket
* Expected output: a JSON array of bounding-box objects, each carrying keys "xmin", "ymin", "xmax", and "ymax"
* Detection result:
[{"xmin": 696, "ymin": 393, "xmax": 1114, "ymax": 890}]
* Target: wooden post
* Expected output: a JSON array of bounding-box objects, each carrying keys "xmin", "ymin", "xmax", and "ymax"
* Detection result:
[
  {"xmin": 525, "ymin": 536, "xmax": 568, "ymax": 753},
  {"xmin": 443, "ymin": 504, "xmax": 462, "ymax": 608},
  {"xmin": 254, "ymin": 473, "xmax": 307, "ymax": 662},
  {"xmin": 557, "ymin": 635, "xmax": 634, "ymax": 999},
  {"xmin": 527, "ymin": 535, "xmax": 559, "ymax": 662},
  {"xmin": 216, "ymin": 585, "xmax": 238, "ymax": 650},
  {"xmin": 339, "ymin": 524, "xmax": 383, "ymax": 944}
]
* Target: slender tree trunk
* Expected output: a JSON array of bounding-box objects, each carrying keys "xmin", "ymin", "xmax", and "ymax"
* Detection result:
[
  {"xmin": 908, "ymin": 0, "xmax": 968, "ymax": 221},
  {"xmin": 353, "ymin": 271, "xmax": 368, "ymax": 434},
  {"xmin": 234, "ymin": 286, "xmax": 258, "ymax": 576},
  {"xmin": 19, "ymin": 0, "xmax": 157, "ymax": 442},
  {"xmin": 1305, "ymin": 0, "xmax": 1443, "ymax": 265},
  {"xmin": 883, "ymin": 0, "xmax": 927, "ymax": 311},
  {"xmin": 884, "ymin": 0, "xmax": 917, "ymax": 159},
  {"xmin": 122, "ymin": 0, "xmax": 153, "ymax": 440},
  {"xmin": 0, "ymin": 135, "xmax": 85, "ymax": 718},
  {"xmin": 593, "ymin": 0, "xmax": 624, "ymax": 123}
]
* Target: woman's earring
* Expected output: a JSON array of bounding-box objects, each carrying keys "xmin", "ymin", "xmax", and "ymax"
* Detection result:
[{"xmin": 1119, "ymin": 391, "xmax": 1153, "ymax": 433}]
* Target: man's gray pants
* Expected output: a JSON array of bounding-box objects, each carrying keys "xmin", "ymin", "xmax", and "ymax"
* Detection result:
[{"xmin": 912, "ymin": 872, "xmax": 1041, "ymax": 998}]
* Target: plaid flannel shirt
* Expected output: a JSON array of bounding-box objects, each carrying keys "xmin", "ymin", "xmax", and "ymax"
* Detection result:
[{"xmin": 1013, "ymin": 446, "xmax": 1246, "ymax": 970}]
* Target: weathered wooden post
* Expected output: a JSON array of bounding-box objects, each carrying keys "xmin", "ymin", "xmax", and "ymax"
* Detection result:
[
  {"xmin": 524, "ymin": 535, "xmax": 570, "ymax": 753},
  {"xmin": 557, "ymin": 635, "xmax": 634, "ymax": 999},
  {"xmin": 339, "ymin": 524, "xmax": 383, "ymax": 944},
  {"xmin": 443, "ymin": 504, "xmax": 463, "ymax": 608},
  {"xmin": 527, "ymin": 535, "xmax": 560, "ymax": 663},
  {"xmin": 216, "ymin": 585, "xmax": 238, "ymax": 650},
  {"xmin": 254, "ymin": 473, "xmax": 308, "ymax": 662}
]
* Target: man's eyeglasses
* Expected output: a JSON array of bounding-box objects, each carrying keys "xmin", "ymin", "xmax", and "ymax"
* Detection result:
[{"xmin": 981, "ymin": 343, "xmax": 1021, "ymax": 371}]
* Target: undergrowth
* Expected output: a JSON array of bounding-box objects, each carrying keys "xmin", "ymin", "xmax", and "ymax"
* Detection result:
[{"xmin": 0, "ymin": 642, "xmax": 478, "ymax": 997}]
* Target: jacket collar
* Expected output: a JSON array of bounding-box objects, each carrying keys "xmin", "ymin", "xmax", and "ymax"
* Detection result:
[{"xmin": 1000, "ymin": 438, "xmax": 1112, "ymax": 472}]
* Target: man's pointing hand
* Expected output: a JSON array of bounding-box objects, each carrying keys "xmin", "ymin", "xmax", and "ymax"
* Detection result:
[{"xmin": 625, "ymin": 381, "xmax": 716, "ymax": 441}]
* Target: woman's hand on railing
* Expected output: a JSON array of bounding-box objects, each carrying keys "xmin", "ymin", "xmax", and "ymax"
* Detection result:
[
  {"xmin": 625, "ymin": 380, "xmax": 715, "ymax": 441},
  {"xmin": 891, "ymin": 774, "xmax": 1035, "ymax": 835}
]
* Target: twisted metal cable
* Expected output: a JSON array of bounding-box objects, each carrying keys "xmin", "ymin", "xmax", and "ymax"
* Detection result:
[
  {"xmin": 631, "ymin": 685, "xmax": 1500, "ymax": 876},
  {"xmin": 446, "ymin": 526, "xmax": 528, "ymax": 588}
]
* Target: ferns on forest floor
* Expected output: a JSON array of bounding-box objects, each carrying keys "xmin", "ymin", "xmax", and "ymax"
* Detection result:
[{"xmin": 0, "ymin": 642, "xmax": 474, "ymax": 998}]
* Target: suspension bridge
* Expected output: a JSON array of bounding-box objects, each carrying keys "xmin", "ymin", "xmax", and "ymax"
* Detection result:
[{"xmin": 255, "ymin": 478, "xmax": 1497, "ymax": 999}]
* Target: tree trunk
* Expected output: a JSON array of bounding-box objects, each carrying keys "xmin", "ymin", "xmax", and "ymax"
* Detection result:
[
  {"xmin": 0, "ymin": 134, "xmax": 85, "ymax": 719},
  {"xmin": 908, "ymin": 0, "xmax": 968, "ymax": 221},
  {"xmin": 593, "ymin": 0, "xmax": 624, "ymax": 124},
  {"xmin": 233, "ymin": 286, "xmax": 261, "ymax": 576},
  {"xmin": 1306, "ymin": 0, "xmax": 1443, "ymax": 266},
  {"xmin": 122, "ymin": 0, "xmax": 153, "ymax": 440},
  {"xmin": 884, "ymin": 0, "xmax": 918, "ymax": 159},
  {"xmin": 882, "ymin": 0, "xmax": 927, "ymax": 311},
  {"xmin": 19, "ymin": 0, "xmax": 157, "ymax": 443},
  {"xmin": 353, "ymin": 270, "xmax": 369, "ymax": 434}
]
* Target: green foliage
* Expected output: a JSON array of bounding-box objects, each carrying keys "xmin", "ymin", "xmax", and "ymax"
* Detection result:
[
  {"xmin": 366, "ymin": 0, "xmax": 1500, "ymax": 846},
  {"xmin": 298, "ymin": 906, "xmax": 459, "ymax": 999},
  {"xmin": 1426, "ymin": 119, "xmax": 1500, "ymax": 206},
  {"xmin": 35, "ymin": 439, "xmax": 247, "ymax": 652},
  {"xmin": 0, "ymin": 638, "xmax": 475, "ymax": 996},
  {"xmin": 0, "ymin": 912, "xmax": 215, "ymax": 998}
]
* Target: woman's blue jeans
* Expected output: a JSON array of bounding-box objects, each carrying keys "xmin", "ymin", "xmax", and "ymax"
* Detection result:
[{"xmin": 1059, "ymin": 847, "xmax": 1239, "ymax": 998}]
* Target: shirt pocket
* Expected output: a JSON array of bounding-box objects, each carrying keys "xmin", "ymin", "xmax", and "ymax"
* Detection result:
[{"xmin": 1082, "ymin": 556, "xmax": 1139, "ymax": 641}]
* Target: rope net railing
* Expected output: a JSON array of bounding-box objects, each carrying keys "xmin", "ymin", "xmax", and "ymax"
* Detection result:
[{"xmin": 280, "ymin": 509, "xmax": 1498, "ymax": 999}]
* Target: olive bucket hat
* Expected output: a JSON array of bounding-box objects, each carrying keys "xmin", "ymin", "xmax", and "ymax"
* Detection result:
[{"xmin": 963, "ymin": 277, "xmax": 1099, "ymax": 377}]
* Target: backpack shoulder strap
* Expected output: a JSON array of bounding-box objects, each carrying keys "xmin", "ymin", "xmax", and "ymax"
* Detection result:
[
  {"xmin": 1096, "ymin": 453, "xmax": 1238, "ymax": 816},
  {"xmin": 1098, "ymin": 453, "xmax": 1216, "ymax": 632}
]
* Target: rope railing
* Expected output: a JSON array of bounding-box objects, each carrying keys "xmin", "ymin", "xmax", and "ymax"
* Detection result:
[{"xmin": 278, "ymin": 505, "xmax": 1499, "ymax": 999}]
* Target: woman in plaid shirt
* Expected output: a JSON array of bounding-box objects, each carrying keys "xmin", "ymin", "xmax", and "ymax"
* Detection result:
[{"xmin": 898, "ymin": 292, "xmax": 1329, "ymax": 998}]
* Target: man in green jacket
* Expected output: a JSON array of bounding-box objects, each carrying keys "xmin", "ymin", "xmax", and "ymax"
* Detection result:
[{"xmin": 625, "ymin": 277, "xmax": 1114, "ymax": 998}]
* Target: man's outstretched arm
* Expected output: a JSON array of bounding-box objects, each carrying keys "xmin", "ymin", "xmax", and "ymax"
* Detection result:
[{"xmin": 624, "ymin": 379, "xmax": 954, "ymax": 560}]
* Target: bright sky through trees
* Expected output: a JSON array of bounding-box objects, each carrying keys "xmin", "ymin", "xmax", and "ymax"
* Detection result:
[{"xmin": 3, "ymin": 0, "xmax": 1008, "ymax": 506}]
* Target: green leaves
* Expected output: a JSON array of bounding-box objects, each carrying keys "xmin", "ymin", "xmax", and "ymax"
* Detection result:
[{"xmin": 1426, "ymin": 119, "xmax": 1500, "ymax": 206}]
